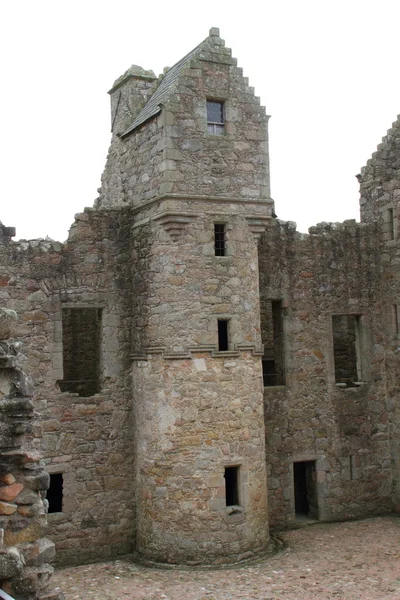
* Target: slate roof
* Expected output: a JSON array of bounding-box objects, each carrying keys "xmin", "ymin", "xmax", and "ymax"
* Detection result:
[{"xmin": 121, "ymin": 41, "xmax": 202, "ymax": 137}]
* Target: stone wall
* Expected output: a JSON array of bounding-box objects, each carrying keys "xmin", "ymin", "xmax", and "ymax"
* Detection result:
[
  {"xmin": 131, "ymin": 196, "xmax": 271, "ymax": 565},
  {"xmin": 0, "ymin": 307, "xmax": 63, "ymax": 600},
  {"xmin": 97, "ymin": 28, "xmax": 271, "ymax": 210},
  {"xmin": 0, "ymin": 212, "xmax": 135, "ymax": 565},
  {"xmin": 358, "ymin": 115, "xmax": 400, "ymax": 512},
  {"xmin": 259, "ymin": 219, "xmax": 392, "ymax": 527}
]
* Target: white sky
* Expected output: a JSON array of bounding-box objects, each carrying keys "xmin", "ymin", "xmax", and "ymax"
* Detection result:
[{"xmin": 1, "ymin": 0, "xmax": 399, "ymax": 241}]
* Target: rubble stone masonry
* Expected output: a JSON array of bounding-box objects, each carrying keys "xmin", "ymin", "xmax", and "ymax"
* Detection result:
[{"xmin": 1, "ymin": 29, "xmax": 400, "ymax": 568}]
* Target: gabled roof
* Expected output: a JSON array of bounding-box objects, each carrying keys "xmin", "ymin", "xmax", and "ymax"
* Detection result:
[{"xmin": 121, "ymin": 42, "xmax": 203, "ymax": 137}]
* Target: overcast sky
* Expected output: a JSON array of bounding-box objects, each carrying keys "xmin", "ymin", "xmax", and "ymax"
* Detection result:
[{"xmin": 1, "ymin": 0, "xmax": 399, "ymax": 241}]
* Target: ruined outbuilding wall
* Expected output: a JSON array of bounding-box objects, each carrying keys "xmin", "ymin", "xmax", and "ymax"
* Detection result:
[
  {"xmin": 0, "ymin": 212, "xmax": 135, "ymax": 565},
  {"xmin": 0, "ymin": 306, "xmax": 63, "ymax": 600},
  {"xmin": 259, "ymin": 219, "xmax": 392, "ymax": 527}
]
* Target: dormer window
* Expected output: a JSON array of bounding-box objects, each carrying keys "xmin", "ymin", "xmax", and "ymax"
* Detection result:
[{"xmin": 207, "ymin": 100, "xmax": 224, "ymax": 135}]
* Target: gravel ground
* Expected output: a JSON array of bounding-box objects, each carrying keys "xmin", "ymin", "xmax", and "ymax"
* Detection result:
[{"xmin": 52, "ymin": 516, "xmax": 400, "ymax": 600}]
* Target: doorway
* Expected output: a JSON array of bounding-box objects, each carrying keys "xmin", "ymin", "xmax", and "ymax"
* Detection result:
[{"xmin": 294, "ymin": 461, "xmax": 318, "ymax": 519}]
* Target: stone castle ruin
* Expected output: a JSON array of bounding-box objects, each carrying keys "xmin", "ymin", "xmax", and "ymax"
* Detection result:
[
  {"xmin": 1, "ymin": 27, "xmax": 400, "ymax": 569},
  {"xmin": 0, "ymin": 307, "xmax": 62, "ymax": 599}
]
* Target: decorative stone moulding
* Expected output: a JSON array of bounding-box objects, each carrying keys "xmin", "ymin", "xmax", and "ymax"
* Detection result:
[
  {"xmin": 152, "ymin": 211, "xmax": 200, "ymax": 240},
  {"xmin": 131, "ymin": 343, "xmax": 264, "ymax": 361},
  {"xmin": 245, "ymin": 216, "xmax": 271, "ymax": 240}
]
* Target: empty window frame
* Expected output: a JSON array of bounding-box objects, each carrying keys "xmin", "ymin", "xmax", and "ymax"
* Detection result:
[
  {"xmin": 47, "ymin": 473, "xmax": 63, "ymax": 513},
  {"xmin": 224, "ymin": 466, "xmax": 240, "ymax": 506},
  {"xmin": 214, "ymin": 223, "xmax": 226, "ymax": 256},
  {"xmin": 217, "ymin": 319, "xmax": 229, "ymax": 351},
  {"xmin": 393, "ymin": 304, "xmax": 399, "ymax": 334},
  {"xmin": 207, "ymin": 100, "xmax": 224, "ymax": 135},
  {"xmin": 332, "ymin": 314, "xmax": 362, "ymax": 386},
  {"xmin": 387, "ymin": 208, "xmax": 395, "ymax": 241},
  {"xmin": 261, "ymin": 300, "xmax": 285, "ymax": 386},
  {"xmin": 60, "ymin": 308, "xmax": 102, "ymax": 397}
]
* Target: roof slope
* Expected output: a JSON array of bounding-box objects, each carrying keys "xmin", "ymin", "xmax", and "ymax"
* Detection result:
[{"xmin": 121, "ymin": 41, "xmax": 202, "ymax": 137}]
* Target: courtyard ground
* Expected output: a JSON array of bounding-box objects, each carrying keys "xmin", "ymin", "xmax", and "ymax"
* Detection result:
[{"xmin": 52, "ymin": 516, "xmax": 400, "ymax": 600}]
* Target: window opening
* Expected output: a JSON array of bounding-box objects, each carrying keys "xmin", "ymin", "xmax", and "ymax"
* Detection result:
[
  {"xmin": 60, "ymin": 308, "xmax": 102, "ymax": 397},
  {"xmin": 224, "ymin": 466, "xmax": 239, "ymax": 506},
  {"xmin": 293, "ymin": 461, "xmax": 318, "ymax": 519},
  {"xmin": 217, "ymin": 319, "xmax": 229, "ymax": 351},
  {"xmin": 393, "ymin": 304, "xmax": 399, "ymax": 334},
  {"xmin": 214, "ymin": 223, "xmax": 226, "ymax": 256},
  {"xmin": 207, "ymin": 100, "xmax": 224, "ymax": 135},
  {"xmin": 387, "ymin": 208, "xmax": 395, "ymax": 240},
  {"xmin": 261, "ymin": 300, "xmax": 285, "ymax": 386},
  {"xmin": 47, "ymin": 473, "xmax": 63, "ymax": 513},
  {"xmin": 332, "ymin": 314, "xmax": 362, "ymax": 386}
]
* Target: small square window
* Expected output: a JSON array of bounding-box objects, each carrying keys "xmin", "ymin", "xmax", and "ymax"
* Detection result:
[{"xmin": 207, "ymin": 100, "xmax": 224, "ymax": 135}]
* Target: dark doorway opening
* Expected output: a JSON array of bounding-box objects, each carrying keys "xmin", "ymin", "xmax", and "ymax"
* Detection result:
[
  {"xmin": 47, "ymin": 473, "xmax": 63, "ymax": 513},
  {"xmin": 294, "ymin": 461, "xmax": 318, "ymax": 519}
]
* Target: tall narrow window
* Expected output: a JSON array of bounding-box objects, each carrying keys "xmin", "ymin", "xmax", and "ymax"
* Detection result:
[
  {"xmin": 261, "ymin": 300, "xmax": 285, "ymax": 386},
  {"xmin": 332, "ymin": 314, "xmax": 362, "ymax": 386},
  {"xmin": 214, "ymin": 223, "xmax": 226, "ymax": 256},
  {"xmin": 60, "ymin": 308, "xmax": 102, "ymax": 397},
  {"xmin": 47, "ymin": 473, "xmax": 63, "ymax": 513},
  {"xmin": 224, "ymin": 466, "xmax": 239, "ymax": 506},
  {"xmin": 393, "ymin": 304, "xmax": 399, "ymax": 334},
  {"xmin": 387, "ymin": 208, "xmax": 395, "ymax": 240},
  {"xmin": 217, "ymin": 319, "xmax": 229, "ymax": 351},
  {"xmin": 207, "ymin": 100, "xmax": 224, "ymax": 135}
]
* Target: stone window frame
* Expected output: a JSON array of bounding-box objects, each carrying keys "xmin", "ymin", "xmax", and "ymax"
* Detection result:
[
  {"xmin": 206, "ymin": 98, "xmax": 225, "ymax": 136},
  {"xmin": 45, "ymin": 463, "xmax": 74, "ymax": 517},
  {"xmin": 50, "ymin": 292, "xmax": 116, "ymax": 392},
  {"xmin": 328, "ymin": 312, "xmax": 371, "ymax": 390},
  {"xmin": 382, "ymin": 202, "xmax": 397, "ymax": 243},
  {"xmin": 288, "ymin": 455, "xmax": 329, "ymax": 522}
]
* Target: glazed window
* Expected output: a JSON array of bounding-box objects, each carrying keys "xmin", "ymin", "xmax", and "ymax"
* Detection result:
[
  {"xmin": 214, "ymin": 223, "xmax": 226, "ymax": 256},
  {"xmin": 47, "ymin": 473, "xmax": 63, "ymax": 513},
  {"xmin": 60, "ymin": 308, "xmax": 102, "ymax": 397},
  {"xmin": 207, "ymin": 100, "xmax": 224, "ymax": 135},
  {"xmin": 224, "ymin": 466, "xmax": 240, "ymax": 506}
]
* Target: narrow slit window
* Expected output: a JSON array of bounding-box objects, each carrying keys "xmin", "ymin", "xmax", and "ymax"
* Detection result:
[
  {"xmin": 207, "ymin": 100, "xmax": 224, "ymax": 135},
  {"xmin": 60, "ymin": 307, "xmax": 102, "ymax": 397},
  {"xmin": 393, "ymin": 304, "xmax": 399, "ymax": 334},
  {"xmin": 332, "ymin": 314, "xmax": 362, "ymax": 386},
  {"xmin": 214, "ymin": 223, "xmax": 226, "ymax": 256},
  {"xmin": 261, "ymin": 300, "xmax": 285, "ymax": 386},
  {"xmin": 388, "ymin": 208, "xmax": 395, "ymax": 240},
  {"xmin": 218, "ymin": 319, "xmax": 229, "ymax": 351},
  {"xmin": 224, "ymin": 466, "xmax": 239, "ymax": 506},
  {"xmin": 47, "ymin": 473, "xmax": 63, "ymax": 513}
]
